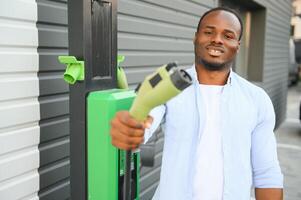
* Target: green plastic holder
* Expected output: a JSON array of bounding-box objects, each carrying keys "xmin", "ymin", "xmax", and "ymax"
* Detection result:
[
  {"xmin": 58, "ymin": 56, "xmax": 85, "ymax": 84},
  {"xmin": 117, "ymin": 55, "xmax": 129, "ymax": 89}
]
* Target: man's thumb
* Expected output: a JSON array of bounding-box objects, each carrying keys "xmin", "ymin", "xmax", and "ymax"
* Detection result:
[{"xmin": 144, "ymin": 115, "xmax": 153, "ymax": 129}]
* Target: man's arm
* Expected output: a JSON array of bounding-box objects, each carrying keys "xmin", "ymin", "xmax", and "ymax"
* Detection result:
[
  {"xmin": 251, "ymin": 90, "xmax": 283, "ymax": 197},
  {"xmin": 255, "ymin": 188, "xmax": 283, "ymax": 200}
]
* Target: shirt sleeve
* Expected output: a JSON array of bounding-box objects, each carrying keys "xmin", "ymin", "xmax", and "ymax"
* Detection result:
[
  {"xmin": 251, "ymin": 90, "xmax": 283, "ymax": 188},
  {"xmin": 143, "ymin": 104, "xmax": 166, "ymax": 143}
]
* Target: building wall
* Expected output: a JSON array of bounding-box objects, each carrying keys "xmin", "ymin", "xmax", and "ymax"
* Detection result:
[
  {"xmin": 0, "ymin": 1, "xmax": 40, "ymax": 200},
  {"xmin": 256, "ymin": 0, "xmax": 291, "ymax": 126}
]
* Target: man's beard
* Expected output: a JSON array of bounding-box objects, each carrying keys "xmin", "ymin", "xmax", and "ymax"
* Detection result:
[{"xmin": 198, "ymin": 58, "xmax": 230, "ymax": 71}]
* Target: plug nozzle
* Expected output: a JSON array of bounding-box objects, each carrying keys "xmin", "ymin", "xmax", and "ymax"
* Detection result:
[
  {"xmin": 129, "ymin": 62, "xmax": 192, "ymax": 121},
  {"xmin": 170, "ymin": 69, "xmax": 192, "ymax": 91}
]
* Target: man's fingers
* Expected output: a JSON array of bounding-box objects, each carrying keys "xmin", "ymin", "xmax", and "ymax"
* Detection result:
[
  {"xmin": 110, "ymin": 111, "xmax": 151, "ymax": 150},
  {"xmin": 111, "ymin": 140, "xmax": 138, "ymax": 150},
  {"xmin": 111, "ymin": 118, "xmax": 144, "ymax": 137},
  {"xmin": 111, "ymin": 132, "xmax": 143, "ymax": 150},
  {"xmin": 111, "ymin": 129, "xmax": 144, "ymax": 145},
  {"xmin": 116, "ymin": 111, "xmax": 143, "ymax": 128}
]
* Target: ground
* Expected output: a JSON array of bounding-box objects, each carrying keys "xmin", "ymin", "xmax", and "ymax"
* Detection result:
[{"xmin": 276, "ymin": 83, "xmax": 301, "ymax": 200}]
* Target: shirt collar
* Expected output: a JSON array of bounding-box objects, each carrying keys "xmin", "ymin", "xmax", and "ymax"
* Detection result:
[
  {"xmin": 189, "ymin": 64, "xmax": 234, "ymax": 86},
  {"xmin": 227, "ymin": 68, "xmax": 233, "ymax": 86}
]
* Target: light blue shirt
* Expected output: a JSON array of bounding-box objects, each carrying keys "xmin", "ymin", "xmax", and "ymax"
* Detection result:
[{"xmin": 144, "ymin": 66, "xmax": 283, "ymax": 200}]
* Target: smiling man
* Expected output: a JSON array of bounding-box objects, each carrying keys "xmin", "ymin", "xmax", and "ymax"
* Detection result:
[{"xmin": 110, "ymin": 7, "xmax": 283, "ymax": 200}]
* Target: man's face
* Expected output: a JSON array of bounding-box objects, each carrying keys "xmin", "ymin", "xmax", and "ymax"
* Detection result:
[{"xmin": 194, "ymin": 10, "xmax": 241, "ymax": 71}]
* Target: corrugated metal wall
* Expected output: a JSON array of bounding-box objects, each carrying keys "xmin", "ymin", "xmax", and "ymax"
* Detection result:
[
  {"xmin": 36, "ymin": 0, "xmax": 70, "ymax": 199},
  {"xmin": 254, "ymin": 0, "xmax": 291, "ymax": 127},
  {"xmin": 0, "ymin": 1, "xmax": 40, "ymax": 200}
]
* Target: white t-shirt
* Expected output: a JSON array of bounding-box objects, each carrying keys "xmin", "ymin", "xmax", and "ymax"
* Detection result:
[{"xmin": 192, "ymin": 84, "xmax": 224, "ymax": 200}]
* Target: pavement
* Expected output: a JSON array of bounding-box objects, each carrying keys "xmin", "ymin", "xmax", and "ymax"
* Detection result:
[{"xmin": 276, "ymin": 83, "xmax": 301, "ymax": 200}]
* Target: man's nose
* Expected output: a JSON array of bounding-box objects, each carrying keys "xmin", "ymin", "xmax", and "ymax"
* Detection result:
[{"xmin": 211, "ymin": 33, "xmax": 223, "ymax": 44}]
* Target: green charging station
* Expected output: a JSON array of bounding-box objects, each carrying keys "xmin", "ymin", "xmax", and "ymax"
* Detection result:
[
  {"xmin": 87, "ymin": 89, "xmax": 139, "ymax": 200},
  {"xmin": 59, "ymin": 52, "xmax": 141, "ymax": 200},
  {"xmin": 64, "ymin": 0, "xmax": 126, "ymax": 199}
]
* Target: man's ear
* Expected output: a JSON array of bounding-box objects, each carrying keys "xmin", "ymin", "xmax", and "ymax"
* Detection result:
[
  {"xmin": 193, "ymin": 32, "xmax": 197, "ymax": 44},
  {"xmin": 236, "ymin": 41, "xmax": 241, "ymax": 52}
]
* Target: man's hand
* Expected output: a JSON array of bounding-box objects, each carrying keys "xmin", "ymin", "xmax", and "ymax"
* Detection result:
[
  {"xmin": 255, "ymin": 188, "xmax": 283, "ymax": 200},
  {"xmin": 110, "ymin": 111, "xmax": 153, "ymax": 150}
]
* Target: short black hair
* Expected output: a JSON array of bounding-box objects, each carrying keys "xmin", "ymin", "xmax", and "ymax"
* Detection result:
[{"xmin": 196, "ymin": 7, "xmax": 243, "ymax": 41}]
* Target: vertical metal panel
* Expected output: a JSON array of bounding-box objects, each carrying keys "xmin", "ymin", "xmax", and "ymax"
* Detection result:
[
  {"xmin": 67, "ymin": 0, "xmax": 118, "ymax": 199},
  {"xmin": 0, "ymin": 0, "xmax": 39, "ymax": 200},
  {"xmin": 252, "ymin": 0, "xmax": 291, "ymax": 127},
  {"xmin": 36, "ymin": 0, "xmax": 70, "ymax": 199}
]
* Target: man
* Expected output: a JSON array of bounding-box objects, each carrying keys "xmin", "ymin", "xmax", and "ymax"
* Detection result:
[{"xmin": 110, "ymin": 7, "xmax": 283, "ymax": 200}]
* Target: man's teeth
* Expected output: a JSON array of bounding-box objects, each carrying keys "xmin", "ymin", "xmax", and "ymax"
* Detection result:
[
  {"xmin": 209, "ymin": 49, "xmax": 221, "ymax": 53},
  {"xmin": 208, "ymin": 49, "xmax": 223, "ymax": 56}
]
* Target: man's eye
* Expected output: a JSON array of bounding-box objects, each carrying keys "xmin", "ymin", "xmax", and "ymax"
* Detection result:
[
  {"xmin": 224, "ymin": 34, "xmax": 234, "ymax": 39},
  {"xmin": 204, "ymin": 31, "xmax": 212, "ymax": 35}
]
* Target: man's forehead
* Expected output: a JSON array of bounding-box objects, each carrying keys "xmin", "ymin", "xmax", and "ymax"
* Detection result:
[{"xmin": 200, "ymin": 10, "xmax": 241, "ymax": 32}]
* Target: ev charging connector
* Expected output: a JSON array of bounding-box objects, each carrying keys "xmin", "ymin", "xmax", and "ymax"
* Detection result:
[{"xmin": 130, "ymin": 63, "xmax": 192, "ymax": 120}]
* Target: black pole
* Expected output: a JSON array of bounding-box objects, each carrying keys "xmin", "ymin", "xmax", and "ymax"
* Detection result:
[
  {"xmin": 124, "ymin": 151, "xmax": 132, "ymax": 200},
  {"xmin": 68, "ymin": 0, "xmax": 117, "ymax": 199}
]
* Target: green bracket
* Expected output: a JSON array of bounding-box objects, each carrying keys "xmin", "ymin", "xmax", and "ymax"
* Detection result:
[
  {"xmin": 117, "ymin": 55, "xmax": 129, "ymax": 89},
  {"xmin": 58, "ymin": 56, "xmax": 85, "ymax": 85}
]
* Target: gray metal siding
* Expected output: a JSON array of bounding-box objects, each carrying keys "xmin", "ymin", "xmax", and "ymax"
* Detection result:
[
  {"xmin": 254, "ymin": 0, "xmax": 291, "ymax": 127},
  {"xmin": 0, "ymin": 0, "xmax": 40, "ymax": 200},
  {"xmin": 36, "ymin": 0, "xmax": 70, "ymax": 199},
  {"xmin": 117, "ymin": 0, "xmax": 216, "ymax": 198}
]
